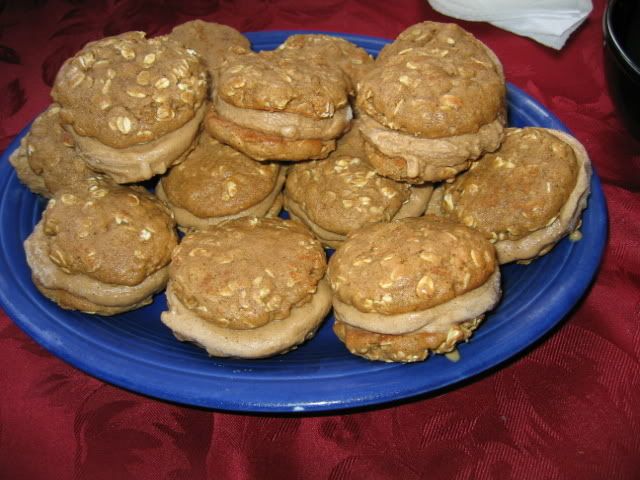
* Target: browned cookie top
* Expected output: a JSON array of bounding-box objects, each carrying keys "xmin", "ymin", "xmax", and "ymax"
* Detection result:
[
  {"xmin": 25, "ymin": 104, "xmax": 95, "ymax": 196},
  {"xmin": 285, "ymin": 156, "xmax": 411, "ymax": 235},
  {"xmin": 328, "ymin": 216, "xmax": 496, "ymax": 315},
  {"xmin": 170, "ymin": 217, "xmax": 327, "ymax": 329},
  {"xmin": 378, "ymin": 22, "xmax": 499, "ymax": 69},
  {"xmin": 217, "ymin": 48, "xmax": 350, "ymax": 118},
  {"xmin": 168, "ymin": 20, "xmax": 250, "ymax": 70},
  {"xmin": 42, "ymin": 178, "xmax": 177, "ymax": 286},
  {"xmin": 441, "ymin": 127, "xmax": 579, "ymax": 241},
  {"xmin": 332, "ymin": 119, "xmax": 366, "ymax": 158},
  {"xmin": 278, "ymin": 34, "xmax": 373, "ymax": 92},
  {"xmin": 52, "ymin": 31, "xmax": 208, "ymax": 148},
  {"xmin": 161, "ymin": 134, "xmax": 280, "ymax": 218},
  {"xmin": 357, "ymin": 24, "xmax": 504, "ymax": 138}
]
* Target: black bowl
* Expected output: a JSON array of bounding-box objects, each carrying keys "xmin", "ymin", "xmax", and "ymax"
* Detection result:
[{"xmin": 603, "ymin": 0, "xmax": 640, "ymax": 139}]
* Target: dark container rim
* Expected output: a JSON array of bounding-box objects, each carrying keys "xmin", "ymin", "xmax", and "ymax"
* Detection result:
[{"xmin": 603, "ymin": 0, "xmax": 640, "ymax": 79}]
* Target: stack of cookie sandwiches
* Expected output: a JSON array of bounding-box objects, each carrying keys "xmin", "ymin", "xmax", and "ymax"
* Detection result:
[
  {"xmin": 357, "ymin": 22, "xmax": 506, "ymax": 184},
  {"xmin": 10, "ymin": 20, "xmax": 592, "ymax": 364}
]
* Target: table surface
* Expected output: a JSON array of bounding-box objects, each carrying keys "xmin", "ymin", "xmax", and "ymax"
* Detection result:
[{"xmin": 1, "ymin": 0, "xmax": 639, "ymax": 479}]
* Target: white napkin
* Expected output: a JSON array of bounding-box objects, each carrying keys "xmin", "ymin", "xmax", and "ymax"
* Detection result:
[{"xmin": 427, "ymin": 0, "xmax": 593, "ymax": 49}]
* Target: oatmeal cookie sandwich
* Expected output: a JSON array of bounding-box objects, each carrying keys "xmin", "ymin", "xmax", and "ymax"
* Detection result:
[
  {"xmin": 328, "ymin": 216, "xmax": 501, "ymax": 363},
  {"xmin": 356, "ymin": 22, "xmax": 506, "ymax": 183},
  {"xmin": 52, "ymin": 31, "xmax": 208, "ymax": 183},
  {"xmin": 25, "ymin": 178, "xmax": 177, "ymax": 315},
  {"xmin": 205, "ymin": 48, "xmax": 352, "ymax": 161},
  {"xmin": 284, "ymin": 120, "xmax": 432, "ymax": 248},
  {"xmin": 161, "ymin": 217, "xmax": 332, "ymax": 358},
  {"xmin": 428, "ymin": 127, "xmax": 592, "ymax": 264},
  {"xmin": 156, "ymin": 133, "xmax": 285, "ymax": 231},
  {"xmin": 284, "ymin": 125, "xmax": 432, "ymax": 248}
]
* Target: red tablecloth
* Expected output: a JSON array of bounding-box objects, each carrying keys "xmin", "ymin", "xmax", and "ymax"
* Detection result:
[{"xmin": 1, "ymin": 1, "xmax": 639, "ymax": 478}]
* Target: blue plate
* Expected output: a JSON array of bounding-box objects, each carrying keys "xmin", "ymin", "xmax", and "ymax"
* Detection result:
[{"xmin": 0, "ymin": 31, "xmax": 607, "ymax": 412}]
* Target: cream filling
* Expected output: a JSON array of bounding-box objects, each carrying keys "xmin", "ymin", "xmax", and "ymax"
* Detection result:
[
  {"xmin": 156, "ymin": 168, "xmax": 285, "ymax": 230},
  {"xmin": 24, "ymin": 222, "xmax": 169, "ymax": 308},
  {"xmin": 215, "ymin": 96, "xmax": 352, "ymax": 140},
  {"xmin": 496, "ymin": 129, "xmax": 592, "ymax": 264},
  {"xmin": 285, "ymin": 201, "xmax": 345, "ymax": 249},
  {"xmin": 70, "ymin": 103, "xmax": 207, "ymax": 184},
  {"xmin": 394, "ymin": 184, "xmax": 433, "ymax": 219},
  {"xmin": 359, "ymin": 113, "xmax": 504, "ymax": 177},
  {"xmin": 425, "ymin": 186, "xmax": 445, "ymax": 216},
  {"xmin": 161, "ymin": 279, "xmax": 332, "ymax": 358},
  {"xmin": 333, "ymin": 269, "xmax": 501, "ymax": 335},
  {"xmin": 285, "ymin": 184, "xmax": 433, "ymax": 248},
  {"xmin": 266, "ymin": 193, "xmax": 284, "ymax": 217}
]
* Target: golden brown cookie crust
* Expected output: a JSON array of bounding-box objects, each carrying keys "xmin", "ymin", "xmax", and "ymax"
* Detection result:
[
  {"xmin": 278, "ymin": 34, "xmax": 373, "ymax": 93},
  {"xmin": 333, "ymin": 317, "xmax": 481, "ymax": 363},
  {"xmin": 379, "ymin": 23, "xmax": 505, "ymax": 85},
  {"xmin": 170, "ymin": 217, "xmax": 327, "ymax": 329},
  {"xmin": 42, "ymin": 179, "xmax": 177, "ymax": 286},
  {"xmin": 205, "ymin": 106, "xmax": 336, "ymax": 161},
  {"xmin": 217, "ymin": 48, "xmax": 350, "ymax": 118},
  {"xmin": 332, "ymin": 118, "xmax": 367, "ymax": 157},
  {"xmin": 328, "ymin": 216, "xmax": 497, "ymax": 315},
  {"xmin": 441, "ymin": 128, "xmax": 580, "ymax": 240},
  {"xmin": 156, "ymin": 168, "xmax": 286, "ymax": 231},
  {"xmin": 20, "ymin": 104, "xmax": 96, "ymax": 196},
  {"xmin": 357, "ymin": 24, "xmax": 505, "ymax": 138},
  {"xmin": 8, "ymin": 137, "xmax": 50, "ymax": 197},
  {"xmin": 285, "ymin": 156, "xmax": 411, "ymax": 235},
  {"xmin": 378, "ymin": 22, "xmax": 501, "ymax": 72},
  {"xmin": 168, "ymin": 20, "xmax": 250, "ymax": 70},
  {"xmin": 160, "ymin": 134, "xmax": 281, "ymax": 217},
  {"xmin": 53, "ymin": 31, "xmax": 208, "ymax": 149}
]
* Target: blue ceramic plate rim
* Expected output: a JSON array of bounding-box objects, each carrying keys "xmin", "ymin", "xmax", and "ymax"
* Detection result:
[{"xmin": 0, "ymin": 31, "xmax": 608, "ymax": 413}]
